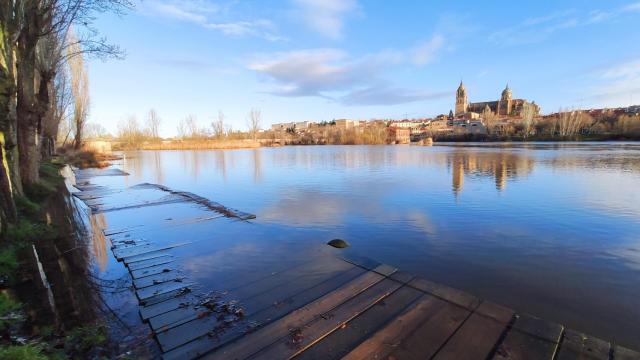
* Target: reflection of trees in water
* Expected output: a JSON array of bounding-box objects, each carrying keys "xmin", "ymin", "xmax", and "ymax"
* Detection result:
[
  {"xmin": 541, "ymin": 154, "xmax": 640, "ymax": 172},
  {"xmin": 448, "ymin": 151, "xmax": 535, "ymax": 194},
  {"xmin": 190, "ymin": 150, "xmax": 200, "ymax": 179},
  {"xmin": 215, "ymin": 151, "xmax": 227, "ymax": 181},
  {"xmin": 253, "ymin": 149, "xmax": 262, "ymax": 184},
  {"xmin": 269, "ymin": 146, "xmax": 442, "ymax": 169},
  {"xmin": 90, "ymin": 213, "xmax": 109, "ymax": 272},
  {"xmin": 153, "ymin": 150, "xmax": 164, "ymax": 184},
  {"xmin": 122, "ymin": 151, "xmax": 144, "ymax": 186}
]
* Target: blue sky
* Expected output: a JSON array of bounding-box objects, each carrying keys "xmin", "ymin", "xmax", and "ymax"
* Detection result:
[{"xmin": 89, "ymin": 0, "xmax": 640, "ymax": 137}]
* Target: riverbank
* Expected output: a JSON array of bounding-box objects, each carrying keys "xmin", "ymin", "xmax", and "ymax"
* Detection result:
[
  {"xmin": 0, "ymin": 158, "xmax": 154, "ymax": 359},
  {"xmin": 113, "ymin": 139, "xmax": 271, "ymax": 151},
  {"xmin": 429, "ymin": 132, "xmax": 640, "ymax": 142},
  {"xmin": 99, "ymin": 134, "xmax": 640, "ymax": 152}
]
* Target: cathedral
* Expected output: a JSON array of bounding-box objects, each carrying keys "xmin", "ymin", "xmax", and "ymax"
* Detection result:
[{"xmin": 455, "ymin": 82, "xmax": 539, "ymax": 118}]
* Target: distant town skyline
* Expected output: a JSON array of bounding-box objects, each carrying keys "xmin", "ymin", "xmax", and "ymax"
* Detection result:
[{"xmin": 90, "ymin": 0, "xmax": 640, "ymax": 137}]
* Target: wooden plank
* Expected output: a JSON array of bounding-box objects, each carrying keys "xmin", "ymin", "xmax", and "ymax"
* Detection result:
[
  {"xmin": 160, "ymin": 266, "xmax": 368, "ymax": 355},
  {"xmin": 151, "ymin": 257, "xmax": 354, "ymax": 329},
  {"xmin": 124, "ymin": 250, "xmax": 173, "ymax": 264},
  {"xmin": 613, "ymin": 345, "xmax": 640, "ymax": 360},
  {"xmin": 141, "ymin": 287, "xmax": 192, "ymax": 307},
  {"xmin": 512, "ymin": 314, "xmax": 563, "ymax": 343},
  {"xmin": 493, "ymin": 329, "xmax": 559, "ymax": 360},
  {"xmin": 113, "ymin": 241, "xmax": 191, "ymax": 260},
  {"xmin": 557, "ymin": 329, "xmax": 610, "ymax": 360},
  {"xmin": 431, "ymin": 312, "xmax": 507, "ymax": 360},
  {"xmin": 112, "ymin": 241, "xmax": 152, "ymax": 252},
  {"xmin": 244, "ymin": 267, "xmax": 366, "ymax": 326},
  {"xmin": 387, "ymin": 302, "xmax": 474, "ymax": 359},
  {"xmin": 110, "ymin": 238, "xmax": 150, "ymax": 249},
  {"xmin": 201, "ymin": 266, "xmax": 392, "ymax": 360},
  {"xmin": 408, "ymin": 277, "xmax": 481, "ymax": 309},
  {"xmin": 140, "ymin": 295, "xmax": 194, "ymax": 320},
  {"xmin": 476, "ymin": 301, "xmax": 515, "ymax": 324},
  {"xmin": 133, "ymin": 271, "xmax": 184, "ymax": 289},
  {"xmin": 342, "ymin": 295, "xmax": 467, "ymax": 360},
  {"xmin": 131, "ymin": 263, "xmax": 174, "ymax": 279},
  {"xmin": 489, "ymin": 306, "xmax": 556, "ymax": 360},
  {"xmin": 95, "ymin": 198, "xmax": 188, "ymax": 214},
  {"xmin": 252, "ymin": 278, "xmax": 406, "ymax": 359},
  {"xmin": 149, "ymin": 307, "xmax": 202, "ymax": 331},
  {"xmin": 155, "ymin": 310, "xmax": 220, "ymax": 352},
  {"xmin": 149, "ymin": 265, "xmax": 355, "ymax": 333},
  {"xmin": 296, "ymin": 285, "xmax": 423, "ymax": 360},
  {"xmin": 128, "ymin": 257, "xmax": 174, "ymax": 272},
  {"xmin": 230, "ymin": 256, "xmax": 353, "ymax": 302},
  {"xmin": 136, "ymin": 281, "xmax": 195, "ymax": 301},
  {"xmin": 341, "ymin": 254, "xmax": 381, "ymax": 270}
]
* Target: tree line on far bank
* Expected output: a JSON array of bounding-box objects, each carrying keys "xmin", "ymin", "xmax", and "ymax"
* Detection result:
[
  {"xmin": 0, "ymin": 0, "xmax": 131, "ymax": 235},
  {"xmin": 92, "ymin": 108, "xmax": 265, "ymax": 149},
  {"xmin": 87, "ymin": 107, "xmax": 640, "ymax": 150},
  {"xmin": 457, "ymin": 108, "xmax": 640, "ymax": 141}
]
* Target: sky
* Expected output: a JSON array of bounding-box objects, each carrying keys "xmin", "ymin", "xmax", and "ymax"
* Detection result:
[{"xmin": 88, "ymin": 0, "xmax": 640, "ymax": 137}]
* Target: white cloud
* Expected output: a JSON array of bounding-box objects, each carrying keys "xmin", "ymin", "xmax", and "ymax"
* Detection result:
[
  {"xmin": 339, "ymin": 86, "xmax": 449, "ymax": 106},
  {"xmin": 292, "ymin": 0, "xmax": 358, "ymax": 39},
  {"xmin": 410, "ymin": 35, "xmax": 445, "ymax": 66},
  {"xmin": 587, "ymin": 58, "xmax": 640, "ymax": 106},
  {"xmin": 248, "ymin": 37, "xmax": 447, "ymax": 106},
  {"xmin": 623, "ymin": 2, "xmax": 640, "ymax": 12},
  {"xmin": 248, "ymin": 49, "xmax": 371, "ymax": 97},
  {"xmin": 490, "ymin": 3, "xmax": 640, "ymax": 46},
  {"xmin": 140, "ymin": 0, "xmax": 284, "ymax": 41}
]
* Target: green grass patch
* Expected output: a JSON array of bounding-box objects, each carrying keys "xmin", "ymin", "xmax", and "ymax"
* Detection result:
[
  {"xmin": 39, "ymin": 162, "xmax": 64, "ymax": 188},
  {"xmin": 0, "ymin": 292, "xmax": 22, "ymax": 331},
  {"xmin": 4, "ymin": 220, "xmax": 47, "ymax": 243},
  {"xmin": 0, "ymin": 345, "xmax": 47, "ymax": 360},
  {"xmin": 65, "ymin": 325, "xmax": 107, "ymax": 356},
  {"xmin": 23, "ymin": 182, "xmax": 55, "ymax": 204},
  {"xmin": 0, "ymin": 246, "xmax": 19, "ymax": 284},
  {"xmin": 15, "ymin": 196, "xmax": 41, "ymax": 218}
]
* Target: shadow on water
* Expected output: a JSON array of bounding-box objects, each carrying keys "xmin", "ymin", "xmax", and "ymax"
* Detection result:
[{"xmin": 16, "ymin": 172, "xmax": 158, "ymax": 357}]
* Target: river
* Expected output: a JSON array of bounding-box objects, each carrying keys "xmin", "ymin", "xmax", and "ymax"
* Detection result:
[{"xmin": 90, "ymin": 143, "xmax": 640, "ymax": 349}]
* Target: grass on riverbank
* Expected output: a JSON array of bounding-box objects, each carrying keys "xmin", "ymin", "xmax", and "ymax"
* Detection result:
[
  {"xmin": 56, "ymin": 148, "xmax": 120, "ymax": 169},
  {"xmin": 114, "ymin": 139, "xmax": 263, "ymax": 150},
  {"xmin": 0, "ymin": 160, "xmax": 114, "ymax": 359}
]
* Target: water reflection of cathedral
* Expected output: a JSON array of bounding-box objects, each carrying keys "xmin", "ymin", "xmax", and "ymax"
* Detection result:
[{"xmin": 449, "ymin": 151, "xmax": 534, "ymax": 195}]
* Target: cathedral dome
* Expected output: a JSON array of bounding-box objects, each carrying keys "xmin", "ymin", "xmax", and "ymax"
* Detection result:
[{"xmin": 501, "ymin": 84, "xmax": 512, "ymax": 99}]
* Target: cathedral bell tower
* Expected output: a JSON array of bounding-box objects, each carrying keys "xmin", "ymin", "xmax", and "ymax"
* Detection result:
[
  {"xmin": 499, "ymin": 83, "xmax": 512, "ymax": 116},
  {"xmin": 455, "ymin": 81, "xmax": 468, "ymax": 117}
]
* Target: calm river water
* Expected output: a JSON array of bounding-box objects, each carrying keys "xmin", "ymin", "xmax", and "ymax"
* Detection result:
[{"xmin": 113, "ymin": 143, "xmax": 640, "ymax": 349}]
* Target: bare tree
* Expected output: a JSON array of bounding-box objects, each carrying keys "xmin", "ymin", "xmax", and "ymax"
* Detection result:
[
  {"xmin": 146, "ymin": 109, "xmax": 161, "ymax": 140},
  {"xmin": 521, "ymin": 102, "xmax": 536, "ymax": 138},
  {"xmin": 117, "ymin": 115, "xmax": 143, "ymax": 145},
  {"xmin": 212, "ymin": 110, "xmax": 226, "ymax": 139},
  {"xmin": 185, "ymin": 114, "xmax": 198, "ymax": 139},
  {"xmin": 482, "ymin": 106, "xmax": 498, "ymax": 135},
  {"xmin": 15, "ymin": 0, "xmax": 132, "ymax": 185},
  {"xmin": 247, "ymin": 108, "xmax": 261, "ymax": 141},
  {"xmin": 555, "ymin": 109, "xmax": 587, "ymax": 137},
  {"xmin": 84, "ymin": 122, "xmax": 108, "ymax": 139},
  {"xmin": 68, "ymin": 32, "xmax": 90, "ymax": 149}
]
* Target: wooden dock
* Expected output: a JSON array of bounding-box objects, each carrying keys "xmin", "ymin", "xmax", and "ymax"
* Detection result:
[{"xmin": 70, "ymin": 167, "xmax": 640, "ymax": 360}]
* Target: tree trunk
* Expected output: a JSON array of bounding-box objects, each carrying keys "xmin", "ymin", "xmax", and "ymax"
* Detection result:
[
  {"xmin": 74, "ymin": 121, "xmax": 82, "ymax": 150},
  {"xmin": 0, "ymin": 20, "xmax": 22, "ymax": 225},
  {"xmin": 16, "ymin": 62, "xmax": 40, "ymax": 186},
  {"xmin": 16, "ymin": 9, "xmax": 40, "ymax": 187},
  {"xmin": 37, "ymin": 71, "xmax": 54, "ymax": 159}
]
